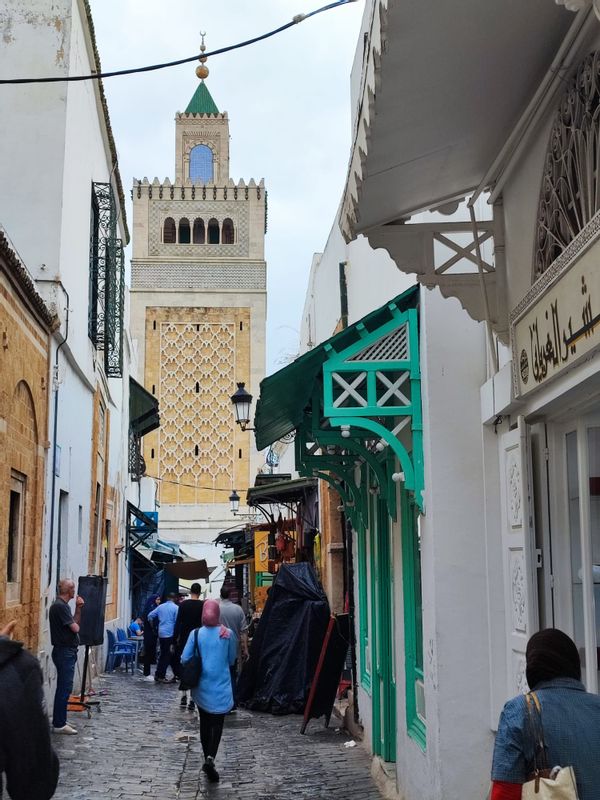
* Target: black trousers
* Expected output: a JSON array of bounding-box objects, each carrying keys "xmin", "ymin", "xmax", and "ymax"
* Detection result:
[
  {"xmin": 156, "ymin": 636, "xmax": 179, "ymax": 679},
  {"xmin": 199, "ymin": 709, "xmax": 225, "ymax": 760},
  {"xmin": 143, "ymin": 632, "xmax": 157, "ymax": 676}
]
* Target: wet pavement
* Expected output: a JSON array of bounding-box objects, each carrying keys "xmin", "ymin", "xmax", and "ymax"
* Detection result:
[{"xmin": 51, "ymin": 670, "xmax": 384, "ymax": 799}]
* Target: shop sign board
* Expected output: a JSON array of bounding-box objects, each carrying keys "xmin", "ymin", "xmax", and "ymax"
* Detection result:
[
  {"xmin": 254, "ymin": 530, "xmax": 270, "ymax": 572},
  {"xmin": 511, "ymin": 235, "xmax": 600, "ymax": 397}
]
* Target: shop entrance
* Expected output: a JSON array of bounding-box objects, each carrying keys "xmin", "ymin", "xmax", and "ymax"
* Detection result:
[{"xmin": 545, "ymin": 415, "xmax": 600, "ymax": 692}]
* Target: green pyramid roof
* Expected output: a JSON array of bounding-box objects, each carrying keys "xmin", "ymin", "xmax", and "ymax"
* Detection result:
[{"xmin": 185, "ymin": 81, "xmax": 219, "ymax": 115}]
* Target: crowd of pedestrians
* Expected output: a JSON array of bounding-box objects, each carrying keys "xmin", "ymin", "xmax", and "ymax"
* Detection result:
[{"xmin": 139, "ymin": 584, "xmax": 249, "ymax": 783}]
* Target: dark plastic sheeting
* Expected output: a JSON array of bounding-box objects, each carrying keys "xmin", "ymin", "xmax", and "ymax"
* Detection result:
[{"xmin": 237, "ymin": 562, "xmax": 330, "ymax": 714}]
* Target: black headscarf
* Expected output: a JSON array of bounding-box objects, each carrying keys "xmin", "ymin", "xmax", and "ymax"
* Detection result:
[{"xmin": 526, "ymin": 628, "xmax": 581, "ymax": 689}]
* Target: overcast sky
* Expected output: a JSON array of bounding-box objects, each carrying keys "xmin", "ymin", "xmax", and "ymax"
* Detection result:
[{"xmin": 89, "ymin": 0, "xmax": 364, "ymax": 374}]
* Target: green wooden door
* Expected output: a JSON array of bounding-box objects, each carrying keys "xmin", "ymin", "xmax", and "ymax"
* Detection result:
[{"xmin": 370, "ymin": 495, "xmax": 397, "ymax": 762}]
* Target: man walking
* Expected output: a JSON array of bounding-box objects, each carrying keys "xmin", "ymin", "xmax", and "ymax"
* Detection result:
[
  {"xmin": 218, "ymin": 587, "xmax": 249, "ymax": 709},
  {"xmin": 0, "ymin": 619, "xmax": 59, "ymax": 799},
  {"xmin": 148, "ymin": 593, "xmax": 180, "ymax": 683},
  {"xmin": 174, "ymin": 583, "xmax": 204, "ymax": 710},
  {"xmin": 49, "ymin": 578, "xmax": 83, "ymax": 735}
]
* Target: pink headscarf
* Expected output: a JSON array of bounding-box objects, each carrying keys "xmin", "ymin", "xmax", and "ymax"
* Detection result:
[{"xmin": 202, "ymin": 599, "xmax": 230, "ymax": 638}]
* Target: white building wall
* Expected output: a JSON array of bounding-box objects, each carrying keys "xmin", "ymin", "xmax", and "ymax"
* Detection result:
[
  {"xmin": 0, "ymin": 0, "xmax": 132, "ymax": 695},
  {"xmin": 419, "ymin": 288, "xmax": 491, "ymax": 799}
]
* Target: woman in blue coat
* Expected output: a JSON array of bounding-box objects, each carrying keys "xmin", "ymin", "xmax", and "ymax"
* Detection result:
[{"xmin": 181, "ymin": 598, "xmax": 237, "ymax": 783}]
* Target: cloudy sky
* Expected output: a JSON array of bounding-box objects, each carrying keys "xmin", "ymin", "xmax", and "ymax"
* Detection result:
[{"xmin": 89, "ymin": 0, "xmax": 365, "ymax": 373}]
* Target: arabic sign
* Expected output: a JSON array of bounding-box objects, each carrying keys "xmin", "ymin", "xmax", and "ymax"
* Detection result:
[
  {"xmin": 254, "ymin": 530, "xmax": 270, "ymax": 573},
  {"xmin": 512, "ymin": 240, "xmax": 600, "ymax": 397}
]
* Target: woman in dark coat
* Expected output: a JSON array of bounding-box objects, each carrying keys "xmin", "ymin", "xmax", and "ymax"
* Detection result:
[{"xmin": 141, "ymin": 594, "xmax": 161, "ymax": 679}]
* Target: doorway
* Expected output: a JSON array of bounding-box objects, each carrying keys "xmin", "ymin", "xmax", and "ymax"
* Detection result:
[{"xmin": 547, "ymin": 415, "xmax": 600, "ymax": 692}]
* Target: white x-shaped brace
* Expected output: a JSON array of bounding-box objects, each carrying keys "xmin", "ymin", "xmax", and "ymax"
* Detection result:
[
  {"xmin": 433, "ymin": 230, "xmax": 494, "ymax": 274},
  {"xmin": 375, "ymin": 416, "xmax": 411, "ymax": 451},
  {"xmin": 332, "ymin": 372, "xmax": 368, "ymax": 408},
  {"xmin": 376, "ymin": 370, "xmax": 410, "ymax": 407}
]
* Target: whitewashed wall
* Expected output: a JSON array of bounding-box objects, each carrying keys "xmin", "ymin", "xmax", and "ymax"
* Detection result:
[{"xmin": 0, "ymin": 0, "xmax": 132, "ymax": 696}]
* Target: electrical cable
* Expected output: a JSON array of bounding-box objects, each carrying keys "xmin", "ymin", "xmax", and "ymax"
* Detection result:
[{"xmin": 0, "ymin": 0, "xmax": 358, "ymax": 85}]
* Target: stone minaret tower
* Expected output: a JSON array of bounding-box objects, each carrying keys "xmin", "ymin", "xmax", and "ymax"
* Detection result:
[{"xmin": 130, "ymin": 44, "xmax": 267, "ymax": 546}]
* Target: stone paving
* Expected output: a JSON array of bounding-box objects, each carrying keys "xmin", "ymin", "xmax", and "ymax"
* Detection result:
[{"xmin": 52, "ymin": 670, "xmax": 384, "ymax": 800}]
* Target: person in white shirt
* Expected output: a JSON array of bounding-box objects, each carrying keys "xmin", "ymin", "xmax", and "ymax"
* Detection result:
[{"xmin": 218, "ymin": 587, "xmax": 249, "ymax": 708}]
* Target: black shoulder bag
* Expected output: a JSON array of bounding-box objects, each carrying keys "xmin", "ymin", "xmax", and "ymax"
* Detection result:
[{"xmin": 179, "ymin": 629, "xmax": 202, "ymax": 690}]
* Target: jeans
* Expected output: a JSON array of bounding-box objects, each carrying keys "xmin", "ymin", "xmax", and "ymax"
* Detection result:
[
  {"xmin": 156, "ymin": 636, "xmax": 179, "ymax": 680},
  {"xmin": 52, "ymin": 646, "xmax": 78, "ymax": 728}
]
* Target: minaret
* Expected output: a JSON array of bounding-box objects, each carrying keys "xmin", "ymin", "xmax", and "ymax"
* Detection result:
[{"xmin": 129, "ymin": 38, "xmax": 267, "ymax": 545}]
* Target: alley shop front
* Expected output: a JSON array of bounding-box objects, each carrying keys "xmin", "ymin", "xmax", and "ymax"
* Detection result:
[
  {"xmin": 253, "ymin": 287, "xmax": 426, "ymax": 764},
  {"xmin": 491, "ymin": 228, "xmax": 600, "ymax": 708}
]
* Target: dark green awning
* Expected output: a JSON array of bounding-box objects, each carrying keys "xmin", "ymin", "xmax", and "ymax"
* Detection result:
[
  {"xmin": 246, "ymin": 477, "xmax": 318, "ymax": 506},
  {"xmin": 129, "ymin": 377, "xmax": 160, "ymax": 437},
  {"xmin": 253, "ymin": 285, "xmax": 419, "ymax": 450}
]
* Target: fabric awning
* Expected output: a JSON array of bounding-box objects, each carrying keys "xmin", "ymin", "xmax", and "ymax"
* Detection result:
[
  {"xmin": 164, "ymin": 560, "xmax": 211, "ymax": 581},
  {"xmin": 341, "ymin": 0, "xmax": 576, "ymax": 238},
  {"xmin": 254, "ymin": 285, "xmax": 419, "ymax": 450},
  {"xmin": 129, "ymin": 377, "xmax": 159, "ymax": 437},
  {"xmin": 246, "ymin": 477, "xmax": 318, "ymax": 506}
]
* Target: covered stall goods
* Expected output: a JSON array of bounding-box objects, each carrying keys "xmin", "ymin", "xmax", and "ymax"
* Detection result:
[{"xmin": 237, "ymin": 562, "xmax": 330, "ymax": 714}]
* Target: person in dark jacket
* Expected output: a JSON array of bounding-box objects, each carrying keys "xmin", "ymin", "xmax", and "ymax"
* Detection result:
[
  {"xmin": 142, "ymin": 594, "xmax": 161, "ymax": 680},
  {"xmin": 174, "ymin": 583, "xmax": 204, "ymax": 710},
  {"xmin": 0, "ymin": 620, "xmax": 59, "ymax": 799}
]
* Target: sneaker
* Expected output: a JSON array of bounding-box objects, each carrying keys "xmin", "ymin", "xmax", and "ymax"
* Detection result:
[
  {"xmin": 202, "ymin": 757, "xmax": 219, "ymax": 783},
  {"xmin": 180, "ymin": 694, "xmax": 188, "ymax": 707},
  {"xmin": 154, "ymin": 676, "xmax": 168, "ymax": 684},
  {"xmin": 187, "ymin": 700, "xmax": 195, "ymax": 711},
  {"xmin": 53, "ymin": 724, "xmax": 77, "ymax": 735},
  {"xmin": 142, "ymin": 674, "xmax": 155, "ymax": 682}
]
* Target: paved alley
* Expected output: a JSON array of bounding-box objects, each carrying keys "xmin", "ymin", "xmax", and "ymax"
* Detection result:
[{"xmin": 51, "ymin": 671, "xmax": 384, "ymax": 800}]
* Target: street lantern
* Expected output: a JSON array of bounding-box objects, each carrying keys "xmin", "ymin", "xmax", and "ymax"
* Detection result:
[
  {"xmin": 231, "ymin": 382, "xmax": 253, "ymax": 430},
  {"xmin": 229, "ymin": 489, "xmax": 240, "ymax": 515}
]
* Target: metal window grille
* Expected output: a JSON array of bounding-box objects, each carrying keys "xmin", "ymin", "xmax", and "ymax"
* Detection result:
[{"xmin": 88, "ymin": 182, "xmax": 125, "ymax": 377}]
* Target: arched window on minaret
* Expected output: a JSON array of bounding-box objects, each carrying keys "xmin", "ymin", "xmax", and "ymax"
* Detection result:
[
  {"xmin": 222, "ymin": 218, "xmax": 235, "ymax": 244},
  {"xmin": 193, "ymin": 218, "xmax": 205, "ymax": 244},
  {"xmin": 207, "ymin": 218, "xmax": 220, "ymax": 244},
  {"xmin": 189, "ymin": 144, "xmax": 214, "ymax": 183},
  {"xmin": 179, "ymin": 218, "xmax": 191, "ymax": 244},
  {"xmin": 163, "ymin": 217, "xmax": 176, "ymax": 243}
]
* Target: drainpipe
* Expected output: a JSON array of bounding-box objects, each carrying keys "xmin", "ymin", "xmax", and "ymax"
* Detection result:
[
  {"xmin": 339, "ymin": 261, "xmax": 349, "ymax": 330},
  {"xmin": 46, "ymin": 282, "xmax": 70, "ymax": 589}
]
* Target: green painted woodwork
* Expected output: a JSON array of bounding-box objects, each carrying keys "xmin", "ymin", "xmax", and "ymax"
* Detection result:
[
  {"xmin": 185, "ymin": 81, "xmax": 219, "ymax": 114},
  {"xmin": 254, "ymin": 286, "xmax": 419, "ymax": 450},
  {"xmin": 368, "ymin": 493, "xmax": 397, "ymax": 762},
  {"xmin": 401, "ymin": 485, "xmax": 426, "ymax": 750},
  {"xmin": 356, "ymin": 523, "xmax": 371, "ymax": 691}
]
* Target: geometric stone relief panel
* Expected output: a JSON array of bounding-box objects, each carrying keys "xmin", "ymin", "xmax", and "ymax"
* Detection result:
[
  {"xmin": 505, "ymin": 446, "xmax": 523, "ymax": 529},
  {"xmin": 159, "ymin": 322, "xmax": 235, "ymax": 481},
  {"xmin": 132, "ymin": 262, "xmax": 266, "ymax": 291},
  {"xmin": 509, "ymin": 549, "xmax": 527, "ymax": 634},
  {"xmin": 149, "ymin": 201, "xmax": 249, "ymax": 257}
]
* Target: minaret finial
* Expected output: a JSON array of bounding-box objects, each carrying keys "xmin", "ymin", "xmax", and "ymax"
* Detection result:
[{"xmin": 196, "ymin": 32, "xmax": 209, "ymax": 81}]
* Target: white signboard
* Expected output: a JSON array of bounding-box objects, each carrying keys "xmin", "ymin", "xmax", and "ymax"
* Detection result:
[{"xmin": 512, "ymin": 238, "xmax": 600, "ymax": 397}]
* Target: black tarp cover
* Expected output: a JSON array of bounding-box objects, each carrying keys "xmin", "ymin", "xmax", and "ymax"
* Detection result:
[{"xmin": 237, "ymin": 562, "xmax": 330, "ymax": 714}]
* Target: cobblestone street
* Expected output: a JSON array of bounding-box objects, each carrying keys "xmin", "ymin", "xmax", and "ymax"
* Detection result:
[{"xmin": 51, "ymin": 671, "xmax": 384, "ymax": 800}]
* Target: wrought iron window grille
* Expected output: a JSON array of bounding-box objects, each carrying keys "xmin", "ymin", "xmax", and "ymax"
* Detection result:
[{"xmin": 88, "ymin": 182, "xmax": 125, "ymax": 377}]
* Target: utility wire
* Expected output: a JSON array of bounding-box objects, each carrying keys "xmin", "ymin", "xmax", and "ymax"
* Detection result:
[
  {"xmin": 145, "ymin": 474, "xmax": 247, "ymax": 494},
  {"xmin": 0, "ymin": 0, "xmax": 358, "ymax": 85}
]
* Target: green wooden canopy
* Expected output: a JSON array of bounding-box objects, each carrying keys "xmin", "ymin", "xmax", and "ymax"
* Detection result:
[{"xmin": 254, "ymin": 285, "xmax": 419, "ymax": 451}]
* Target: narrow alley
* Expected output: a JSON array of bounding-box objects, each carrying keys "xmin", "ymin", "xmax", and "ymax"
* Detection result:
[{"xmin": 52, "ymin": 672, "xmax": 384, "ymax": 800}]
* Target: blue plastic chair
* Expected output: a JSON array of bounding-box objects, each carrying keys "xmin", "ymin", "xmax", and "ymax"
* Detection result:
[{"xmin": 105, "ymin": 629, "xmax": 136, "ymax": 673}]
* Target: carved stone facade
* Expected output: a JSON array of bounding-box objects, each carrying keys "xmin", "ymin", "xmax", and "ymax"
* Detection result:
[{"xmin": 130, "ymin": 81, "xmax": 266, "ymax": 538}]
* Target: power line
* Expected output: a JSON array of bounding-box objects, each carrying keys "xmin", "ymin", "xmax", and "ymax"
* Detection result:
[
  {"xmin": 145, "ymin": 474, "xmax": 248, "ymax": 494},
  {"xmin": 0, "ymin": 1, "xmax": 358, "ymax": 86}
]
